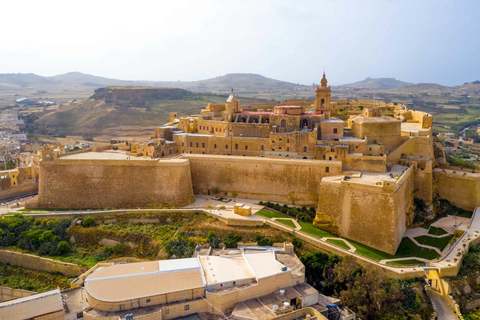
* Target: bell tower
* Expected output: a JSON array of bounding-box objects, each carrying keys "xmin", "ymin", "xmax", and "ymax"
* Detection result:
[{"xmin": 314, "ymin": 72, "xmax": 332, "ymax": 119}]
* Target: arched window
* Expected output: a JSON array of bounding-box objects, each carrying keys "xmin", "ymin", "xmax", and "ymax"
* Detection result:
[
  {"xmin": 281, "ymin": 119, "xmax": 286, "ymax": 128},
  {"xmin": 321, "ymin": 99, "xmax": 325, "ymax": 106}
]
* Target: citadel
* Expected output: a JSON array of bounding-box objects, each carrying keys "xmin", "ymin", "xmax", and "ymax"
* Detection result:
[{"xmin": 32, "ymin": 73, "xmax": 472, "ymax": 255}]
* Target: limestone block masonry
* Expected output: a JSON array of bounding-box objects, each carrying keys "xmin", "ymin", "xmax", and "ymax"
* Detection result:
[
  {"xmin": 183, "ymin": 154, "xmax": 342, "ymax": 206},
  {"xmin": 35, "ymin": 158, "xmax": 195, "ymax": 209}
]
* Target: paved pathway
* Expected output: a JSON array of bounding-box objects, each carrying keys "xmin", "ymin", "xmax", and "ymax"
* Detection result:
[{"xmin": 429, "ymin": 290, "xmax": 459, "ymax": 320}]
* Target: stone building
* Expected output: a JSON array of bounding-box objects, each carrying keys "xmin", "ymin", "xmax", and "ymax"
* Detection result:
[{"xmin": 32, "ymin": 73, "xmax": 454, "ymax": 254}]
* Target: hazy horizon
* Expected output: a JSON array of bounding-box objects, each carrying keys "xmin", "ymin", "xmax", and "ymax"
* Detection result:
[{"xmin": 1, "ymin": 0, "xmax": 479, "ymax": 86}]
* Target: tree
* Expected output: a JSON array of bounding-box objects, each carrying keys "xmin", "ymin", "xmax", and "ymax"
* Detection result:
[
  {"xmin": 231, "ymin": 191, "xmax": 238, "ymax": 201},
  {"xmin": 165, "ymin": 237, "xmax": 192, "ymax": 258},
  {"xmin": 206, "ymin": 231, "xmax": 221, "ymax": 248}
]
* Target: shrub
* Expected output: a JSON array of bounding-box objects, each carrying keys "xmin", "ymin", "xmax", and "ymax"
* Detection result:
[
  {"xmin": 38, "ymin": 242, "xmax": 59, "ymax": 256},
  {"xmin": 57, "ymin": 241, "xmax": 71, "ymax": 255},
  {"xmin": 82, "ymin": 217, "xmax": 95, "ymax": 228},
  {"xmin": 112, "ymin": 243, "xmax": 126, "ymax": 255},
  {"xmin": 223, "ymin": 233, "xmax": 242, "ymax": 248},
  {"xmin": 254, "ymin": 234, "xmax": 274, "ymax": 246}
]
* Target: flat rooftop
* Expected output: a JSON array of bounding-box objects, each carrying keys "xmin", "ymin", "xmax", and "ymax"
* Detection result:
[
  {"xmin": 323, "ymin": 165, "xmax": 408, "ymax": 186},
  {"xmin": 60, "ymin": 150, "xmax": 151, "ymax": 160},
  {"xmin": 85, "ymin": 259, "xmax": 205, "ymax": 302}
]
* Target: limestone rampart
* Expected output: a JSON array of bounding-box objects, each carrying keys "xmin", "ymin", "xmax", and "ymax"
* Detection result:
[
  {"xmin": 0, "ymin": 250, "xmax": 87, "ymax": 277},
  {"xmin": 34, "ymin": 158, "xmax": 195, "ymax": 209},
  {"xmin": 0, "ymin": 182, "xmax": 38, "ymax": 201},
  {"xmin": 183, "ymin": 154, "xmax": 342, "ymax": 206},
  {"xmin": 316, "ymin": 166, "xmax": 414, "ymax": 254},
  {"xmin": 433, "ymin": 168, "xmax": 480, "ymax": 211}
]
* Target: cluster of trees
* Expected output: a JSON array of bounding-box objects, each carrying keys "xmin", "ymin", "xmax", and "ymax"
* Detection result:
[
  {"xmin": 301, "ymin": 252, "xmax": 433, "ymax": 319},
  {"xmin": 259, "ymin": 202, "xmax": 316, "ymax": 222},
  {"xmin": 0, "ymin": 215, "xmax": 71, "ymax": 256}
]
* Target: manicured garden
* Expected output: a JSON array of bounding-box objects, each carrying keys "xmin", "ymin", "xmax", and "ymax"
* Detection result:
[
  {"xmin": 276, "ymin": 219, "xmax": 296, "ymax": 229},
  {"xmin": 414, "ymin": 234, "xmax": 453, "ymax": 251},
  {"xmin": 386, "ymin": 259, "xmax": 426, "ymax": 267},
  {"xmin": 326, "ymin": 238, "xmax": 350, "ymax": 251}
]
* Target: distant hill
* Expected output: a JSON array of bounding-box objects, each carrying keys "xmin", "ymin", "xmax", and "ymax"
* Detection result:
[
  {"xmin": 29, "ymin": 87, "xmax": 270, "ymax": 138},
  {"xmin": 49, "ymin": 72, "xmax": 150, "ymax": 87},
  {"xmin": 404, "ymin": 83, "xmax": 448, "ymax": 90},
  {"xmin": 337, "ymin": 77, "xmax": 413, "ymax": 90},
  {"xmin": 0, "ymin": 73, "xmax": 58, "ymax": 88}
]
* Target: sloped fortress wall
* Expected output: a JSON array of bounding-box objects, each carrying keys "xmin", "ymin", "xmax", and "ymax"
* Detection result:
[
  {"xmin": 315, "ymin": 167, "xmax": 414, "ymax": 254},
  {"xmin": 183, "ymin": 154, "xmax": 342, "ymax": 206},
  {"xmin": 35, "ymin": 159, "xmax": 195, "ymax": 209}
]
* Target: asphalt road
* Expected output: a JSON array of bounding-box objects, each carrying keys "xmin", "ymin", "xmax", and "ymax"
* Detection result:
[{"xmin": 429, "ymin": 290, "xmax": 459, "ymax": 320}]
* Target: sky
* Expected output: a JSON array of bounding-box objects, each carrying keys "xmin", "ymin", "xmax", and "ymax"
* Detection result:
[{"xmin": 0, "ymin": 0, "xmax": 479, "ymax": 86}]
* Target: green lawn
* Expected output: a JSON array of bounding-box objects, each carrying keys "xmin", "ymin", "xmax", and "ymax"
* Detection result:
[
  {"xmin": 348, "ymin": 239, "xmax": 396, "ymax": 261},
  {"xmin": 414, "ymin": 235, "xmax": 453, "ymax": 251},
  {"xmin": 428, "ymin": 226, "xmax": 448, "ymax": 236},
  {"xmin": 298, "ymin": 221, "xmax": 337, "ymax": 238},
  {"xmin": 386, "ymin": 259, "xmax": 426, "ymax": 267},
  {"xmin": 457, "ymin": 211, "xmax": 473, "ymax": 218},
  {"xmin": 326, "ymin": 239, "xmax": 350, "ymax": 251},
  {"xmin": 255, "ymin": 209, "xmax": 289, "ymax": 219},
  {"xmin": 276, "ymin": 219, "xmax": 296, "ymax": 229},
  {"xmin": 395, "ymin": 238, "xmax": 440, "ymax": 260}
]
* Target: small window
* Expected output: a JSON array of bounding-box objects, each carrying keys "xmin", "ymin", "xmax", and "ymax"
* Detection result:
[
  {"xmin": 202, "ymin": 143, "xmax": 205, "ymax": 148},
  {"xmin": 369, "ymin": 148, "xmax": 372, "ymax": 151},
  {"xmin": 235, "ymin": 144, "xmax": 238, "ymax": 150},
  {"xmin": 196, "ymin": 142, "xmax": 199, "ymax": 148},
  {"xmin": 261, "ymin": 145, "xmax": 264, "ymax": 151},
  {"xmin": 214, "ymin": 144, "xmax": 217, "ymax": 149},
  {"xmin": 245, "ymin": 145, "xmax": 248, "ymax": 150},
  {"xmin": 287, "ymin": 147, "xmax": 289, "ymax": 151},
  {"xmin": 226, "ymin": 145, "xmax": 228, "ymax": 149},
  {"xmin": 146, "ymin": 299, "xmax": 151, "ymax": 303},
  {"xmin": 185, "ymin": 305, "xmax": 190, "ymax": 311},
  {"xmin": 287, "ymin": 139, "xmax": 290, "ymax": 143},
  {"xmin": 303, "ymin": 146, "xmax": 307, "ymax": 152},
  {"xmin": 169, "ymin": 149, "xmax": 172, "ymax": 154},
  {"xmin": 165, "ymin": 309, "xmax": 170, "ymax": 315},
  {"xmin": 190, "ymin": 142, "xmax": 192, "ymax": 147},
  {"xmin": 333, "ymin": 128, "xmax": 338, "ymax": 134},
  {"xmin": 326, "ymin": 167, "xmax": 329, "ymax": 173}
]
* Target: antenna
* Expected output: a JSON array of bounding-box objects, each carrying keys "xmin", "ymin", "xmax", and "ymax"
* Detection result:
[{"xmin": 231, "ymin": 88, "xmax": 234, "ymax": 94}]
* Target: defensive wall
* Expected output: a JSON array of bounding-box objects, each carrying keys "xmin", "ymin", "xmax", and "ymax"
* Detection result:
[
  {"xmin": 315, "ymin": 166, "xmax": 415, "ymax": 254},
  {"xmin": 433, "ymin": 168, "xmax": 480, "ymax": 211},
  {"xmin": 34, "ymin": 158, "xmax": 195, "ymax": 209},
  {"xmin": 0, "ymin": 250, "xmax": 87, "ymax": 277},
  {"xmin": 0, "ymin": 182, "xmax": 38, "ymax": 201},
  {"xmin": 182, "ymin": 154, "xmax": 343, "ymax": 206}
]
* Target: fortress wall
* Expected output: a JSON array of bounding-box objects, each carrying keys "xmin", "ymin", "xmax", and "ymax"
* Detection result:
[
  {"xmin": 182, "ymin": 154, "xmax": 342, "ymax": 206},
  {"xmin": 344, "ymin": 154, "xmax": 386, "ymax": 172},
  {"xmin": 316, "ymin": 167, "xmax": 414, "ymax": 254},
  {"xmin": 0, "ymin": 182, "xmax": 38, "ymax": 201},
  {"xmin": 36, "ymin": 159, "xmax": 195, "ymax": 209},
  {"xmin": 433, "ymin": 170, "xmax": 480, "ymax": 211}
]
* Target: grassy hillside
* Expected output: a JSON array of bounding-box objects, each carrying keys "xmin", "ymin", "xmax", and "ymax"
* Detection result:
[{"xmin": 28, "ymin": 87, "xmax": 271, "ymax": 138}]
